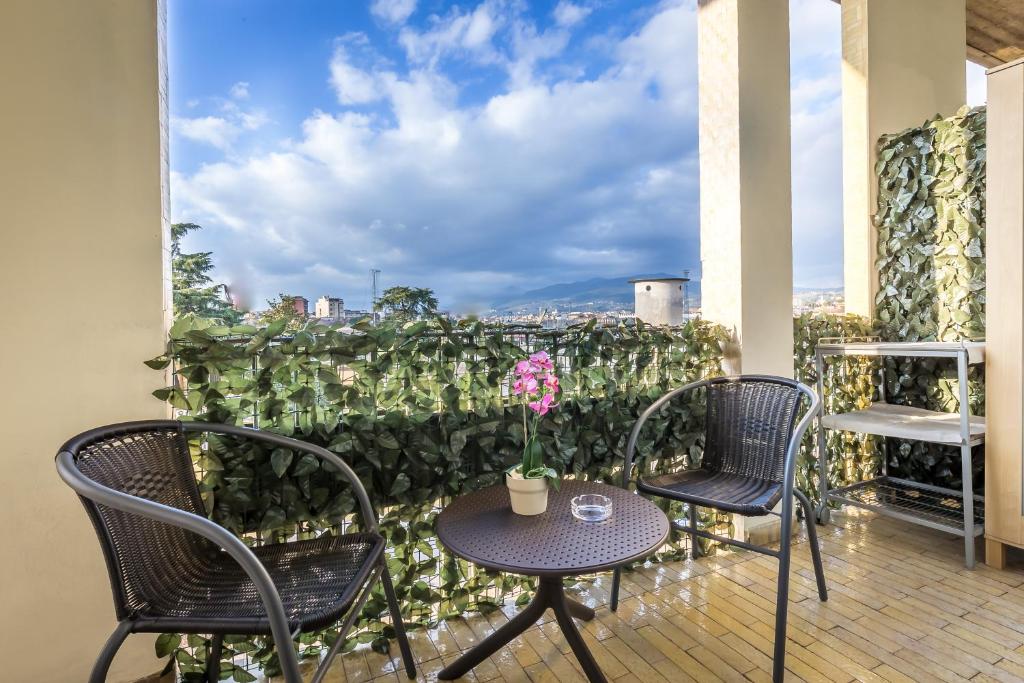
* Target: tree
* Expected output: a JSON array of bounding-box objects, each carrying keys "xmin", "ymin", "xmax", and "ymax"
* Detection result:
[
  {"xmin": 260, "ymin": 293, "xmax": 308, "ymax": 330},
  {"xmin": 376, "ymin": 286, "xmax": 439, "ymax": 321},
  {"xmin": 171, "ymin": 222, "xmax": 242, "ymax": 323}
]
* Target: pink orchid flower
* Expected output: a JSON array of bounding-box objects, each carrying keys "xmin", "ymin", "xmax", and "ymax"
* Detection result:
[
  {"xmin": 523, "ymin": 375, "xmax": 539, "ymax": 394},
  {"xmin": 528, "ymin": 392, "xmax": 559, "ymax": 416},
  {"xmin": 514, "ymin": 360, "xmax": 533, "ymax": 376},
  {"xmin": 530, "ymin": 351, "xmax": 554, "ymax": 371},
  {"xmin": 543, "ymin": 373, "xmax": 560, "ymax": 393}
]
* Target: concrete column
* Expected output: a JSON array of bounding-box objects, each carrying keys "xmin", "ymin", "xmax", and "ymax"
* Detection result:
[
  {"xmin": 841, "ymin": 0, "xmax": 966, "ymax": 317},
  {"xmin": 698, "ymin": 0, "xmax": 794, "ymax": 378},
  {"xmin": 0, "ymin": 1, "xmax": 169, "ymax": 681}
]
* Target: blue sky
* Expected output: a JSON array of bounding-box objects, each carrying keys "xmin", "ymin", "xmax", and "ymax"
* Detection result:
[{"xmin": 169, "ymin": 0, "xmax": 987, "ymax": 313}]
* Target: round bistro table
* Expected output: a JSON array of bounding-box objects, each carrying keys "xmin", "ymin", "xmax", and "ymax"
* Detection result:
[{"xmin": 435, "ymin": 480, "xmax": 670, "ymax": 683}]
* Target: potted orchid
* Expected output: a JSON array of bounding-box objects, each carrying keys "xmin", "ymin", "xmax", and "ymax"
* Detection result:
[{"xmin": 506, "ymin": 350, "xmax": 561, "ymax": 515}]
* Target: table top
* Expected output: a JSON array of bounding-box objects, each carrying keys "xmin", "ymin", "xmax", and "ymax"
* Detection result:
[{"xmin": 436, "ymin": 480, "xmax": 670, "ymax": 577}]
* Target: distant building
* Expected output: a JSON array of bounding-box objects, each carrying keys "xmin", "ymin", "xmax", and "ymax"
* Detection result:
[
  {"xmin": 344, "ymin": 308, "xmax": 371, "ymax": 319},
  {"xmin": 315, "ymin": 295, "xmax": 344, "ymax": 319},
  {"xmin": 292, "ymin": 296, "xmax": 309, "ymax": 316},
  {"xmin": 630, "ymin": 277, "xmax": 689, "ymax": 326}
]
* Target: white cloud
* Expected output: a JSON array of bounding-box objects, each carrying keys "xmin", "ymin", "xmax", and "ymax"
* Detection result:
[
  {"xmin": 329, "ymin": 44, "xmax": 384, "ymax": 104},
  {"xmin": 553, "ymin": 1, "xmax": 591, "ymax": 28},
  {"xmin": 398, "ymin": 2, "xmax": 506, "ymax": 68},
  {"xmin": 172, "ymin": 1, "xmax": 701, "ymax": 308},
  {"xmin": 464, "ymin": 4, "xmax": 498, "ymax": 48},
  {"xmin": 172, "ymin": 116, "xmax": 240, "ymax": 150},
  {"xmin": 506, "ymin": 21, "xmax": 571, "ymax": 86},
  {"xmin": 173, "ymin": 85, "xmax": 269, "ymax": 151},
  {"xmin": 371, "ymin": 0, "xmax": 417, "ymax": 25}
]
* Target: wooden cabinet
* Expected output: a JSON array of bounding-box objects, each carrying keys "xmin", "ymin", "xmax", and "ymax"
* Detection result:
[{"xmin": 985, "ymin": 57, "xmax": 1024, "ymax": 569}]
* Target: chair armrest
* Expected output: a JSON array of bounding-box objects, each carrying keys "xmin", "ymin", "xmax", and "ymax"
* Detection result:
[
  {"xmin": 622, "ymin": 378, "xmax": 712, "ymax": 487},
  {"xmin": 181, "ymin": 422, "xmax": 380, "ymax": 533},
  {"xmin": 55, "ymin": 451, "xmax": 305, "ymax": 683}
]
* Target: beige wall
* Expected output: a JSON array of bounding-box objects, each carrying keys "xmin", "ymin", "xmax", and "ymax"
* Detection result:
[
  {"xmin": 841, "ymin": 0, "xmax": 967, "ymax": 317},
  {"xmin": 697, "ymin": 0, "xmax": 794, "ymax": 377},
  {"xmin": 984, "ymin": 57, "xmax": 1024, "ymax": 555},
  {"xmin": 0, "ymin": 1, "xmax": 168, "ymax": 681}
]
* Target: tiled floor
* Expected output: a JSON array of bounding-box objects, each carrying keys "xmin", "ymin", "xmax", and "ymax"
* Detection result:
[{"xmin": 300, "ymin": 508, "xmax": 1024, "ymax": 682}]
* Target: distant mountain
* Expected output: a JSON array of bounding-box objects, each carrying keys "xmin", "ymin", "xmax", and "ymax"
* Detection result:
[{"xmin": 489, "ymin": 273, "xmax": 700, "ymax": 313}]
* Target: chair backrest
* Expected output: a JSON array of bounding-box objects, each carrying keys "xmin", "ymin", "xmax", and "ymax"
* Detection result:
[
  {"xmin": 60, "ymin": 421, "xmax": 213, "ymax": 620},
  {"xmin": 701, "ymin": 377, "xmax": 803, "ymax": 483}
]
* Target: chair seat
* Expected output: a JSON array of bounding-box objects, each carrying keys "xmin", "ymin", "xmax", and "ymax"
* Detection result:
[
  {"xmin": 131, "ymin": 532, "xmax": 384, "ymax": 634},
  {"xmin": 638, "ymin": 469, "xmax": 783, "ymax": 516}
]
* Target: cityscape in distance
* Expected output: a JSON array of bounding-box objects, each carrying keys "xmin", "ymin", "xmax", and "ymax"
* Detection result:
[{"xmin": 236, "ymin": 275, "xmax": 846, "ymax": 329}]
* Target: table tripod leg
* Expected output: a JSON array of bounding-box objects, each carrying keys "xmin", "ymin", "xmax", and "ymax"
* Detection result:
[
  {"xmin": 551, "ymin": 583, "xmax": 607, "ymax": 683},
  {"xmin": 566, "ymin": 596, "xmax": 596, "ymax": 621},
  {"xmin": 437, "ymin": 584, "xmax": 549, "ymax": 680}
]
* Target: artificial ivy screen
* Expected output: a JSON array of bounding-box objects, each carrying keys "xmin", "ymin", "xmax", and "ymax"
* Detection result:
[
  {"xmin": 149, "ymin": 315, "xmax": 729, "ymax": 678},
  {"xmin": 873, "ymin": 105, "xmax": 986, "ymax": 486}
]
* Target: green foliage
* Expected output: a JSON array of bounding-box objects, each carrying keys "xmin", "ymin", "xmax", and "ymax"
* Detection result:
[
  {"xmin": 259, "ymin": 293, "xmax": 309, "ymax": 331},
  {"xmin": 793, "ymin": 313, "xmax": 879, "ymax": 503},
  {"xmin": 375, "ymin": 286, "xmax": 439, "ymax": 321},
  {"xmin": 874, "ymin": 106, "xmax": 986, "ymax": 342},
  {"xmin": 149, "ymin": 315, "xmax": 728, "ymax": 676},
  {"xmin": 172, "ymin": 223, "xmax": 242, "ymax": 324},
  {"xmin": 873, "ymin": 106, "xmax": 986, "ymax": 487}
]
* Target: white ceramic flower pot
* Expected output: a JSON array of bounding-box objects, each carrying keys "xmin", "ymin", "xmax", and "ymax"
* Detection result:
[{"xmin": 506, "ymin": 471, "xmax": 549, "ymax": 515}]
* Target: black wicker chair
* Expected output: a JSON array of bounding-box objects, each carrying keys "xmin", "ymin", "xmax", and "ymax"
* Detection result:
[
  {"xmin": 610, "ymin": 375, "xmax": 826, "ymax": 683},
  {"xmin": 56, "ymin": 420, "xmax": 416, "ymax": 683}
]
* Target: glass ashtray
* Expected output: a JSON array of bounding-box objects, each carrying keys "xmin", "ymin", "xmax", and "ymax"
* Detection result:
[{"xmin": 571, "ymin": 494, "xmax": 612, "ymax": 522}]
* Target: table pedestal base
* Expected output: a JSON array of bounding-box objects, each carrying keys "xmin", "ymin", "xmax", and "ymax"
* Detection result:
[{"xmin": 437, "ymin": 576, "xmax": 604, "ymax": 683}]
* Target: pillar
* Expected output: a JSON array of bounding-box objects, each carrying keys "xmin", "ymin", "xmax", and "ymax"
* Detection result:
[
  {"xmin": 698, "ymin": 0, "xmax": 794, "ymax": 377},
  {"xmin": 0, "ymin": 1, "xmax": 169, "ymax": 680},
  {"xmin": 842, "ymin": 0, "xmax": 966, "ymax": 317}
]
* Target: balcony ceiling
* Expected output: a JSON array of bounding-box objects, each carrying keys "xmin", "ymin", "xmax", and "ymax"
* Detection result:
[
  {"xmin": 832, "ymin": 0, "xmax": 1024, "ymax": 68},
  {"xmin": 966, "ymin": 0, "xmax": 1024, "ymax": 67}
]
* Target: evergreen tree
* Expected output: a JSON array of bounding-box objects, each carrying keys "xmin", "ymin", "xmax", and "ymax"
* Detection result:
[
  {"xmin": 376, "ymin": 286, "xmax": 439, "ymax": 321},
  {"xmin": 171, "ymin": 223, "xmax": 242, "ymax": 323}
]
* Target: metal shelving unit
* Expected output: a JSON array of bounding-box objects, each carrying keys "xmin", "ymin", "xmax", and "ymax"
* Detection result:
[{"xmin": 815, "ymin": 339, "xmax": 985, "ymax": 568}]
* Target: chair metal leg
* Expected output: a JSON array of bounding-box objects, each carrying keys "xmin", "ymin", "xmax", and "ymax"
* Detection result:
[
  {"xmin": 381, "ymin": 564, "xmax": 417, "ymax": 679},
  {"xmin": 207, "ymin": 634, "xmax": 223, "ymax": 683},
  {"xmin": 794, "ymin": 489, "xmax": 828, "ymax": 602},
  {"xmin": 689, "ymin": 504, "xmax": 701, "ymax": 559},
  {"xmin": 90, "ymin": 621, "xmax": 132, "ymax": 683},
  {"xmin": 609, "ymin": 567, "xmax": 622, "ymax": 612},
  {"xmin": 311, "ymin": 565, "xmax": 384, "ymax": 683},
  {"xmin": 773, "ymin": 498, "xmax": 795, "ymax": 683}
]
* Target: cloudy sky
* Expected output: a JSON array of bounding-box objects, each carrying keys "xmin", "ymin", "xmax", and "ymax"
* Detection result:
[{"xmin": 169, "ymin": 0, "xmax": 987, "ymax": 313}]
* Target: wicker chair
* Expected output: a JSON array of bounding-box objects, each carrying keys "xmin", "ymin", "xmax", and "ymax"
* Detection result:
[
  {"xmin": 610, "ymin": 376, "xmax": 826, "ymax": 683},
  {"xmin": 56, "ymin": 420, "xmax": 416, "ymax": 683}
]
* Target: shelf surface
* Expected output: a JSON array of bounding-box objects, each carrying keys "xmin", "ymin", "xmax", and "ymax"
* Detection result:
[
  {"xmin": 816, "ymin": 340, "xmax": 985, "ymax": 364},
  {"xmin": 821, "ymin": 402, "xmax": 985, "ymax": 445},
  {"xmin": 828, "ymin": 477, "xmax": 984, "ymax": 535}
]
